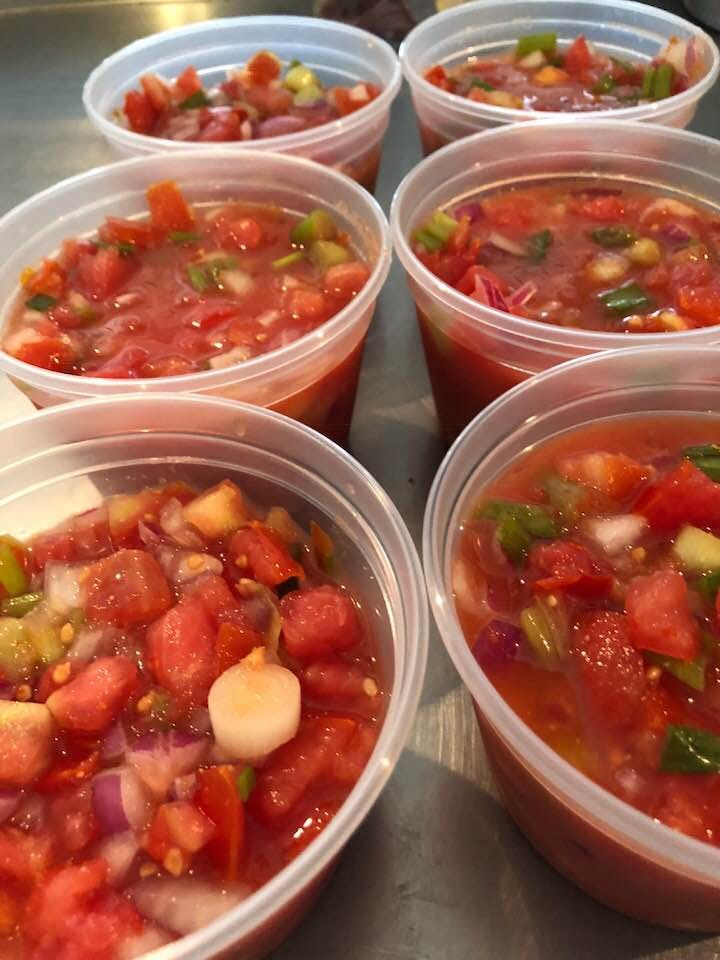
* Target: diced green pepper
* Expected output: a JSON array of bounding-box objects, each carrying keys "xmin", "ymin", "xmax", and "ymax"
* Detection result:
[
  {"xmin": 96, "ymin": 240, "xmax": 135, "ymax": 257},
  {"xmin": 527, "ymin": 229, "xmax": 553, "ymax": 263},
  {"xmin": 683, "ymin": 444, "xmax": 720, "ymax": 481},
  {"xmin": 293, "ymin": 84, "xmax": 323, "ymax": 106},
  {"xmin": 693, "ymin": 569, "xmax": 720, "ymax": 601},
  {"xmin": 425, "ymin": 210, "xmax": 459, "ymax": 245},
  {"xmin": 590, "ymin": 225, "xmax": 637, "ymax": 248},
  {"xmin": 0, "ymin": 591, "xmax": 42, "ymax": 618},
  {"xmin": 0, "ymin": 618, "xmax": 36, "ymax": 681},
  {"xmin": 309, "ymin": 240, "xmax": 351, "ymax": 269},
  {"xmin": 290, "ymin": 209, "xmax": 337, "ymax": 247},
  {"xmin": 661, "ymin": 724, "xmax": 720, "ymax": 773},
  {"xmin": 592, "ymin": 74, "xmax": 616, "ymax": 95},
  {"xmin": 413, "ymin": 228, "xmax": 444, "ymax": 252},
  {"xmin": 284, "ymin": 62, "xmax": 321, "ymax": 93},
  {"xmin": 648, "ymin": 652, "xmax": 707, "ymax": 692},
  {"xmin": 520, "ymin": 601, "xmax": 560, "ymax": 665},
  {"xmin": 25, "ymin": 293, "xmax": 57, "ymax": 312},
  {"xmin": 516, "ymin": 32, "xmax": 557, "ymax": 59},
  {"xmin": 470, "ymin": 78, "xmax": 494, "ymax": 91},
  {"xmin": 542, "ymin": 473, "xmax": 586, "ymax": 524},
  {"xmin": 652, "ymin": 63, "xmax": 673, "ymax": 101},
  {"xmin": 478, "ymin": 500, "xmax": 560, "ymax": 563},
  {"xmin": 0, "ymin": 542, "xmax": 27, "ymax": 598},
  {"xmin": 271, "ymin": 251, "xmax": 305, "ymax": 271},
  {"xmin": 236, "ymin": 766, "xmax": 256, "ymax": 802},
  {"xmin": 179, "ymin": 90, "xmax": 210, "ymax": 110},
  {"xmin": 642, "ymin": 67, "xmax": 656, "ymax": 99},
  {"xmin": 600, "ymin": 282, "xmax": 652, "ymax": 315},
  {"xmin": 187, "ymin": 263, "xmax": 211, "ymax": 292},
  {"xmin": 168, "ymin": 231, "xmax": 201, "ymax": 245}
]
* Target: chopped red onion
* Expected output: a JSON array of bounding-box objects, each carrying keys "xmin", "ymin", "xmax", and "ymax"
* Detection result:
[
  {"xmin": 508, "ymin": 281, "xmax": 538, "ymax": 307},
  {"xmin": 473, "ymin": 620, "xmax": 522, "ymax": 667},
  {"xmin": 159, "ymin": 499, "xmax": 203, "ymax": 549},
  {"xmin": 91, "ymin": 766, "xmax": 151, "ymax": 835},
  {"xmin": 154, "ymin": 543, "xmax": 223, "ymax": 586},
  {"xmin": 487, "ymin": 231, "xmax": 527, "ymax": 257},
  {"xmin": 44, "ymin": 563, "xmax": 89, "ymax": 614},
  {"xmin": 0, "ymin": 789, "xmax": 21, "ymax": 824},
  {"xmin": 453, "ymin": 201, "xmax": 483, "ymax": 223},
  {"xmin": 67, "ymin": 625, "xmax": 118, "ymax": 661},
  {"xmin": 131, "ymin": 878, "xmax": 249, "ymax": 935},
  {"xmin": 126, "ymin": 732, "xmax": 209, "ymax": 799},
  {"xmin": 97, "ymin": 830, "xmax": 140, "ymax": 885},
  {"xmin": 257, "ymin": 115, "xmax": 307, "ymax": 138},
  {"xmin": 660, "ymin": 222, "xmax": 694, "ymax": 248},
  {"xmin": 137, "ymin": 521, "xmax": 162, "ymax": 549},
  {"xmin": 170, "ymin": 772, "xmax": 198, "ymax": 802},
  {"xmin": 101, "ymin": 721, "xmax": 128, "ymax": 764},
  {"xmin": 475, "ymin": 275, "xmax": 509, "ymax": 312}
]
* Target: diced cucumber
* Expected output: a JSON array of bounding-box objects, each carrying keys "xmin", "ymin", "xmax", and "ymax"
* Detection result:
[
  {"xmin": 673, "ymin": 525, "xmax": 720, "ymax": 572},
  {"xmin": 309, "ymin": 240, "xmax": 350, "ymax": 269},
  {"xmin": 284, "ymin": 62, "xmax": 320, "ymax": 93}
]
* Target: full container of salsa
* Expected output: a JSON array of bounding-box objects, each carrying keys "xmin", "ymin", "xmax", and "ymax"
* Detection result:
[
  {"xmin": 83, "ymin": 17, "xmax": 402, "ymax": 193},
  {"xmin": 424, "ymin": 345, "xmax": 720, "ymax": 929},
  {"xmin": 400, "ymin": 0, "xmax": 719, "ymax": 155},
  {"xmin": 391, "ymin": 120, "xmax": 720, "ymax": 441},
  {"xmin": 0, "ymin": 150, "xmax": 391, "ymax": 445},
  {"xmin": 0, "ymin": 392, "xmax": 428, "ymax": 959}
]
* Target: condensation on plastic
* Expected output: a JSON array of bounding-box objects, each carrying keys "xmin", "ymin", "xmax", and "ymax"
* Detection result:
[
  {"xmin": 424, "ymin": 346, "xmax": 720, "ymax": 929},
  {"xmin": 400, "ymin": 0, "xmax": 720, "ymax": 151},
  {"xmin": 391, "ymin": 120, "xmax": 720, "ymax": 377},
  {"xmin": 0, "ymin": 150, "xmax": 391, "ymax": 418},
  {"xmin": 83, "ymin": 16, "xmax": 401, "ymax": 180},
  {"xmin": 0, "ymin": 393, "xmax": 428, "ymax": 959}
]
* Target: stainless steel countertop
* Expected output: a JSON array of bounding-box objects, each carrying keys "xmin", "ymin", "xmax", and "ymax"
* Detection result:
[{"xmin": 1, "ymin": 1, "xmax": 719, "ymax": 956}]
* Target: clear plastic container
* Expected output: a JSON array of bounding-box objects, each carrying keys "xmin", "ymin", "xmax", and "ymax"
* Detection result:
[
  {"xmin": 83, "ymin": 16, "xmax": 402, "ymax": 192},
  {"xmin": 0, "ymin": 149, "xmax": 391, "ymax": 446},
  {"xmin": 400, "ymin": 0, "xmax": 720, "ymax": 155},
  {"xmin": 0, "ymin": 392, "xmax": 428, "ymax": 959},
  {"xmin": 390, "ymin": 119, "xmax": 720, "ymax": 441},
  {"xmin": 424, "ymin": 344, "xmax": 720, "ymax": 930}
]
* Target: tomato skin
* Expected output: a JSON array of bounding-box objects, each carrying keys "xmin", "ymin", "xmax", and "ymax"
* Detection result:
[
  {"xmin": 529, "ymin": 540, "xmax": 614, "ymax": 598},
  {"xmin": 46, "ymin": 657, "xmax": 138, "ymax": 734},
  {"xmin": 85, "ymin": 549, "xmax": 172, "ymax": 627},
  {"xmin": 229, "ymin": 524, "xmax": 304, "ymax": 588},
  {"xmin": 195, "ymin": 765, "xmax": 245, "ymax": 881},
  {"xmin": 146, "ymin": 179, "xmax": 194, "ymax": 233},
  {"xmin": 571, "ymin": 611, "xmax": 646, "ymax": 729},
  {"xmin": 280, "ymin": 585, "xmax": 362, "ymax": 659},
  {"xmin": 146, "ymin": 597, "xmax": 218, "ymax": 707},
  {"xmin": 634, "ymin": 459, "xmax": 720, "ymax": 532},
  {"xmin": 626, "ymin": 569, "xmax": 700, "ymax": 661},
  {"xmin": 563, "ymin": 35, "xmax": 592, "ymax": 74}
]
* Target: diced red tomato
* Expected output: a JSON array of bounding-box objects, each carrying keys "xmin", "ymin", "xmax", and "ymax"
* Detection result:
[
  {"xmin": 280, "ymin": 585, "xmax": 362, "ymax": 659},
  {"xmin": 0, "ymin": 889, "xmax": 20, "ymax": 937},
  {"xmin": 30, "ymin": 530, "xmax": 76, "ymax": 571},
  {"xmin": 528, "ymin": 540, "xmax": 614, "ymax": 598},
  {"xmin": 139, "ymin": 73, "xmax": 171, "ymax": 112},
  {"xmin": 286, "ymin": 287, "xmax": 327, "ymax": 321},
  {"xmin": 281, "ymin": 799, "xmax": 341, "ymax": 862},
  {"xmin": 0, "ymin": 828, "xmax": 54, "ymax": 884},
  {"xmin": 245, "ymin": 50, "xmax": 281, "ymax": 85},
  {"xmin": 146, "ymin": 597, "xmax": 218, "ymax": 706},
  {"xmin": 144, "ymin": 801, "xmax": 214, "ymax": 873},
  {"xmin": 563, "ymin": 36, "xmax": 592, "ymax": 74},
  {"xmin": 107, "ymin": 482, "xmax": 194, "ymax": 546},
  {"xmin": 625, "ymin": 569, "xmax": 700, "ymax": 661},
  {"xmin": 3, "ymin": 326, "xmax": 74, "ymax": 372},
  {"xmin": 331, "ymin": 722, "xmax": 378, "ymax": 782},
  {"xmin": 145, "ymin": 180, "xmax": 194, "ymax": 233},
  {"xmin": 195, "ymin": 765, "xmax": 245, "ymax": 882},
  {"xmin": 572, "ymin": 194, "xmax": 625, "ymax": 221},
  {"xmin": 47, "ymin": 787, "xmax": 99, "ymax": 854},
  {"xmin": 46, "ymin": 657, "xmax": 138, "ymax": 734},
  {"xmin": 85, "ymin": 549, "xmax": 172, "ymax": 626},
  {"xmin": 424, "ymin": 64, "xmax": 451, "ymax": 91},
  {"xmin": 634, "ymin": 459, "xmax": 720, "ymax": 532},
  {"xmin": 216, "ymin": 621, "xmax": 264, "ymax": 673},
  {"xmin": 323, "ymin": 262, "xmax": 370, "ymax": 300},
  {"xmin": 217, "ymin": 217, "xmax": 264, "ymax": 251},
  {"xmin": 174, "ymin": 65, "xmax": 203, "ymax": 98},
  {"xmin": 35, "ymin": 660, "xmax": 83, "ymax": 704},
  {"xmin": 37, "ymin": 748, "xmax": 101, "ymax": 795},
  {"xmin": 651, "ymin": 780, "xmax": 711, "ymax": 842},
  {"xmin": 456, "ymin": 264, "xmax": 508, "ymax": 296},
  {"xmin": 250, "ymin": 716, "xmax": 357, "ymax": 824},
  {"xmin": 123, "ymin": 90, "xmax": 157, "ymax": 133},
  {"xmin": 198, "ymin": 109, "xmax": 242, "ymax": 142},
  {"xmin": 557, "ymin": 451, "xmax": 650, "ymax": 501},
  {"xmin": 98, "ymin": 217, "xmax": 156, "ymax": 250},
  {"xmin": 676, "ymin": 285, "xmax": 720, "ymax": 325},
  {"xmin": 71, "ymin": 506, "xmax": 113, "ymax": 560},
  {"xmin": 76, "ymin": 247, "xmax": 130, "ymax": 300},
  {"xmin": 229, "ymin": 524, "xmax": 304, "ymax": 588},
  {"xmin": 183, "ymin": 574, "xmax": 237, "ymax": 624},
  {"xmin": 23, "ymin": 259, "xmax": 66, "ymax": 298},
  {"xmin": 571, "ymin": 611, "xmax": 646, "ymax": 729},
  {"xmin": 300, "ymin": 658, "xmax": 371, "ymax": 704},
  {"xmin": 91, "ymin": 346, "xmax": 150, "ymax": 379}
]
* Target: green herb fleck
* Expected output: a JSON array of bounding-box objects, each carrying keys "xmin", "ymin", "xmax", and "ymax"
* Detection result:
[{"xmin": 25, "ymin": 294, "xmax": 57, "ymax": 312}]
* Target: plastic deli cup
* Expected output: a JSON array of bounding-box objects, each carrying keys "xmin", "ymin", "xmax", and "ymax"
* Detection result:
[
  {"xmin": 0, "ymin": 392, "xmax": 428, "ymax": 959},
  {"xmin": 400, "ymin": 0, "xmax": 720, "ymax": 155},
  {"xmin": 424, "ymin": 345, "xmax": 720, "ymax": 930},
  {"xmin": 83, "ymin": 16, "xmax": 402, "ymax": 192},
  {"xmin": 0, "ymin": 150, "xmax": 391, "ymax": 446},
  {"xmin": 391, "ymin": 119, "xmax": 720, "ymax": 441}
]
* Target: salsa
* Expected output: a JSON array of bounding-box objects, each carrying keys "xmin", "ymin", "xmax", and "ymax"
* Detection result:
[
  {"xmin": 454, "ymin": 417, "xmax": 720, "ymax": 847},
  {"xmin": 1, "ymin": 180, "xmax": 370, "ymax": 379},
  {"xmin": 413, "ymin": 181, "xmax": 720, "ymax": 333},
  {"xmin": 0, "ymin": 477, "xmax": 383, "ymax": 958},
  {"xmin": 119, "ymin": 52, "xmax": 381, "ymax": 142},
  {"xmin": 425, "ymin": 34, "xmax": 702, "ymax": 113}
]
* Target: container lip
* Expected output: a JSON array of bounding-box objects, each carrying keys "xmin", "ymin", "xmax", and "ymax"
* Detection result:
[
  {"xmin": 423, "ymin": 344, "xmax": 720, "ymax": 886},
  {"xmin": 2, "ymin": 392, "xmax": 429, "ymax": 960},
  {"xmin": 400, "ymin": 0, "xmax": 720, "ymax": 125},
  {"xmin": 0, "ymin": 147, "xmax": 391, "ymax": 396},
  {"xmin": 390, "ymin": 118, "xmax": 720, "ymax": 351},
  {"xmin": 82, "ymin": 15, "xmax": 402, "ymax": 155}
]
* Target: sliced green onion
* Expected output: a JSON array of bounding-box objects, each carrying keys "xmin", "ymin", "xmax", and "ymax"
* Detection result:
[
  {"xmin": 414, "ymin": 228, "xmax": 443, "ymax": 252},
  {"xmin": 642, "ymin": 67, "xmax": 656, "ymax": 99},
  {"xmin": 693, "ymin": 569, "xmax": 720, "ymax": 601},
  {"xmin": 0, "ymin": 591, "xmax": 42, "ymax": 618},
  {"xmin": 683, "ymin": 444, "xmax": 720, "ymax": 481},
  {"xmin": 592, "ymin": 75, "xmax": 616, "ymax": 95},
  {"xmin": 290, "ymin": 209, "xmax": 337, "ymax": 246},
  {"xmin": 661, "ymin": 724, "xmax": 720, "ymax": 773},
  {"xmin": 426, "ymin": 210, "xmax": 459, "ymax": 244},
  {"xmin": 271, "ymin": 251, "xmax": 305, "ymax": 271},
  {"xmin": 648, "ymin": 652, "xmax": 707, "ymax": 692},
  {"xmin": 652, "ymin": 63, "xmax": 673, "ymax": 101},
  {"xmin": 168, "ymin": 231, "xmax": 201, "ymax": 245},
  {"xmin": 520, "ymin": 601, "xmax": 559, "ymax": 666},
  {"xmin": 527, "ymin": 229, "xmax": 553, "ymax": 263},
  {"xmin": 236, "ymin": 766, "xmax": 256, "ymax": 802},
  {"xmin": 515, "ymin": 32, "xmax": 557, "ymax": 59},
  {"xmin": 600, "ymin": 281, "xmax": 652, "ymax": 315},
  {"xmin": 96, "ymin": 240, "xmax": 135, "ymax": 256},
  {"xmin": 470, "ymin": 78, "xmax": 494, "ymax": 91},
  {"xmin": 25, "ymin": 293, "xmax": 57, "ymax": 312},
  {"xmin": 0, "ymin": 543, "xmax": 27, "ymax": 598},
  {"xmin": 187, "ymin": 263, "xmax": 211, "ymax": 292},
  {"xmin": 591, "ymin": 226, "xmax": 637, "ymax": 248},
  {"xmin": 179, "ymin": 90, "xmax": 210, "ymax": 110},
  {"xmin": 309, "ymin": 240, "xmax": 351, "ymax": 270}
]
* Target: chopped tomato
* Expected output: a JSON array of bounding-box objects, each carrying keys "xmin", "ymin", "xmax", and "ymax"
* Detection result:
[
  {"xmin": 625, "ymin": 569, "xmax": 700, "ymax": 661},
  {"xmin": 146, "ymin": 180, "xmax": 194, "ymax": 233},
  {"xmin": 76, "ymin": 247, "xmax": 131, "ymax": 300},
  {"xmin": 229, "ymin": 524, "xmax": 304, "ymax": 588},
  {"xmin": 634, "ymin": 459, "xmax": 720, "ymax": 532},
  {"xmin": 37, "ymin": 748, "xmax": 101, "ymax": 795},
  {"xmin": 216, "ymin": 621, "xmax": 263, "ymax": 673},
  {"xmin": 250, "ymin": 716, "xmax": 357, "ymax": 824},
  {"xmin": 528, "ymin": 540, "xmax": 614, "ymax": 598},
  {"xmin": 282, "ymin": 799, "xmax": 341, "ymax": 862},
  {"xmin": 29, "ymin": 529, "xmax": 76, "ymax": 571},
  {"xmin": 123, "ymin": 89, "xmax": 157, "ymax": 134},
  {"xmin": 0, "ymin": 889, "xmax": 20, "ymax": 937},
  {"xmin": 676, "ymin": 285, "xmax": 720, "ymax": 325},
  {"xmin": 218, "ymin": 217, "xmax": 264, "ymax": 250},
  {"xmin": 424, "ymin": 64, "xmax": 451, "ymax": 91},
  {"xmin": 98, "ymin": 217, "xmax": 156, "ymax": 250},
  {"xmin": 286, "ymin": 286, "xmax": 326, "ymax": 321},
  {"xmin": 71, "ymin": 506, "xmax": 113, "ymax": 560},
  {"xmin": 85, "ymin": 549, "xmax": 172, "ymax": 626},
  {"xmin": 3, "ymin": 327, "xmax": 74, "ymax": 372},
  {"xmin": 146, "ymin": 597, "xmax": 218, "ymax": 706},
  {"xmin": 184, "ymin": 574, "xmax": 238, "ymax": 624},
  {"xmin": 47, "ymin": 787, "xmax": 99, "ymax": 854},
  {"xmin": 245, "ymin": 50, "xmax": 281, "ymax": 85},
  {"xmin": 174, "ymin": 65, "xmax": 203, "ymax": 98},
  {"xmin": 323, "ymin": 262, "xmax": 370, "ymax": 300},
  {"xmin": 46, "ymin": 657, "xmax": 138, "ymax": 734},
  {"xmin": 195, "ymin": 765, "xmax": 245, "ymax": 881},
  {"xmin": 563, "ymin": 36, "xmax": 592, "ymax": 74},
  {"xmin": 456, "ymin": 264, "xmax": 508, "ymax": 296},
  {"xmin": 197, "ymin": 109, "xmax": 242, "ymax": 142},
  {"xmin": 139, "ymin": 73, "xmax": 170, "ymax": 112},
  {"xmin": 144, "ymin": 801, "xmax": 214, "ymax": 873},
  {"xmin": 107, "ymin": 482, "xmax": 194, "ymax": 546},
  {"xmin": 23, "ymin": 259, "xmax": 66, "ymax": 298},
  {"xmin": 572, "ymin": 194, "xmax": 625, "ymax": 221},
  {"xmin": 332, "ymin": 722, "xmax": 378, "ymax": 782},
  {"xmin": 280, "ymin": 585, "xmax": 362, "ymax": 659},
  {"xmin": 571, "ymin": 611, "xmax": 646, "ymax": 729},
  {"xmin": 0, "ymin": 828, "xmax": 54, "ymax": 884},
  {"xmin": 557, "ymin": 451, "xmax": 650, "ymax": 501},
  {"xmin": 300, "ymin": 658, "xmax": 371, "ymax": 704}
]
